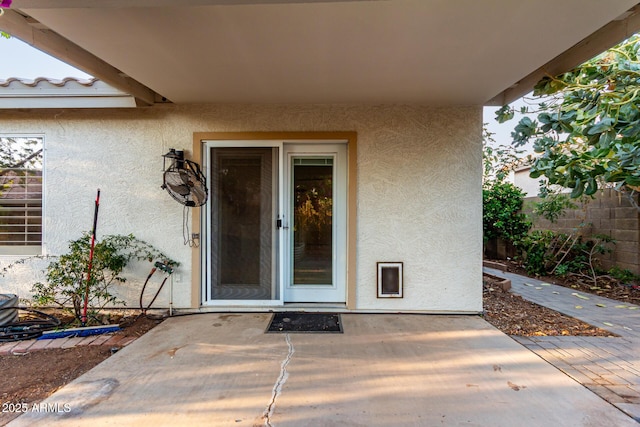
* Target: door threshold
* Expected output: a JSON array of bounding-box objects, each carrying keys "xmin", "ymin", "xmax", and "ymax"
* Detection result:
[
  {"xmin": 182, "ymin": 303, "xmax": 348, "ymax": 314},
  {"xmin": 282, "ymin": 303, "xmax": 348, "ymax": 311}
]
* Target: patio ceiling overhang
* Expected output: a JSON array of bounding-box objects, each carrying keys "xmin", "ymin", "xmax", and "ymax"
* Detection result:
[{"xmin": 2, "ymin": 0, "xmax": 640, "ymax": 107}]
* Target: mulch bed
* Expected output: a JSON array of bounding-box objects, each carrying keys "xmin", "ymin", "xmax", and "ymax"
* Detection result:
[
  {"xmin": 483, "ymin": 274, "xmax": 616, "ymax": 337},
  {"xmin": 0, "ymin": 346, "xmax": 112, "ymax": 425},
  {"xmin": 0, "ymin": 312, "xmax": 163, "ymax": 425}
]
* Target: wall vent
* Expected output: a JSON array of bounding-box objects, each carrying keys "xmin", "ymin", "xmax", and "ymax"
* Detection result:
[{"xmin": 377, "ymin": 262, "xmax": 403, "ymax": 298}]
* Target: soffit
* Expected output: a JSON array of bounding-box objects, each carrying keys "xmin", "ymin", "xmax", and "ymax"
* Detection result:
[{"xmin": 6, "ymin": 0, "xmax": 640, "ymax": 105}]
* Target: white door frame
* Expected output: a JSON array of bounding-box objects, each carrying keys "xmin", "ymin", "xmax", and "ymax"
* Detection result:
[
  {"xmin": 201, "ymin": 140, "xmax": 284, "ymax": 307},
  {"xmin": 283, "ymin": 143, "xmax": 347, "ymax": 303},
  {"xmin": 200, "ymin": 139, "xmax": 347, "ymax": 306}
]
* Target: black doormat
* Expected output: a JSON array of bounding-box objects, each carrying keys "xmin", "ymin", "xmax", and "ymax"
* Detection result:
[{"xmin": 266, "ymin": 312, "xmax": 343, "ymax": 333}]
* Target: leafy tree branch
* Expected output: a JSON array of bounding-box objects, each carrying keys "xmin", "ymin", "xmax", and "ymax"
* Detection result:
[
  {"xmin": 482, "ymin": 125, "xmax": 528, "ymax": 184},
  {"xmin": 497, "ymin": 34, "xmax": 640, "ymax": 210}
]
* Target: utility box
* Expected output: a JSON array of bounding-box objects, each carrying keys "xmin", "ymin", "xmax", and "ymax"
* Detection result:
[{"xmin": 0, "ymin": 294, "xmax": 18, "ymax": 326}]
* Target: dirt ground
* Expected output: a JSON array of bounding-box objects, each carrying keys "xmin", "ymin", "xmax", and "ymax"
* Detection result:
[
  {"xmin": 482, "ymin": 275, "xmax": 616, "ymax": 337},
  {"xmin": 0, "ymin": 314, "xmax": 161, "ymax": 426},
  {"xmin": 482, "ymin": 259, "xmax": 639, "ymax": 336}
]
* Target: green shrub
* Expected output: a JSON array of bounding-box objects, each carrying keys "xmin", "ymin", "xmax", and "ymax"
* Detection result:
[
  {"xmin": 607, "ymin": 266, "xmax": 640, "ymax": 284},
  {"xmin": 31, "ymin": 233, "xmax": 178, "ymax": 323},
  {"xmin": 531, "ymin": 193, "xmax": 578, "ymax": 223},
  {"xmin": 518, "ymin": 230, "xmax": 558, "ymax": 275},
  {"xmin": 554, "ymin": 263, "xmax": 570, "ymax": 277},
  {"xmin": 519, "ymin": 230, "xmax": 614, "ymax": 283},
  {"xmin": 483, "ymin": 181, "xmax": 531, "ymax": 245}
]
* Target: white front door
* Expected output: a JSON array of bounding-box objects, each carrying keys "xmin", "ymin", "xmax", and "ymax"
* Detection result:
[
  {"xmin": 202, "ymin": 141, "xmax": 347, "ymax": 305},
  {"xmin": 283, "ymin": 144, "xmax": 347, "ymax": 303}
]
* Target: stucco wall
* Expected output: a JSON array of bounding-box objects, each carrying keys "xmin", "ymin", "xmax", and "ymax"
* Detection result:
[{"xmin": 0, "ymin": 104, "xmax": 482, "ymax": 313}]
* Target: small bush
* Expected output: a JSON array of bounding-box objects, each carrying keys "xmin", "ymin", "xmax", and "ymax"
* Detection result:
[
  {"xmin": 519, "ymin": 230, "xmax": 614, "ymax": 284},
  {"xmin": 531, "ymin": 193, "xmax": 578, "ymax": 223},
  {"xmin": 607, "ymin": 266, "xmax": 640, "ymax": 284},
  {"xmin": 518, "ymin": 230, "xmax": 558, "ymax": 275},
  {"xmin": 31, "ymin": 233, "xmax": 178, "ymax": 323},
  {"xmin": 483, "ymin": 181, "xmax": 531, "ymax": 246}
]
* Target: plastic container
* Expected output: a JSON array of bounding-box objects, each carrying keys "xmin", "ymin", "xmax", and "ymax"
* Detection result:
[{"xmin": 0, "ymin": 294, "xmax": 18, "ymax": 326}]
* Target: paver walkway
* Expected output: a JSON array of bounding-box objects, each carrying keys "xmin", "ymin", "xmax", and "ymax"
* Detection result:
[
  {"xmin": 0, "ymin": 331, "xmax": 136, "ymax": 355},
  {"xmin": 485, "ymin": 266, "xmax": 640, "ymax": 422}
]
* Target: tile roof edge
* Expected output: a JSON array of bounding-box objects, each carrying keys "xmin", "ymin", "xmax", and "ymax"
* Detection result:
[{"xmin": 0, "ymin": 77, "xmax": 98, "ymax": 87}]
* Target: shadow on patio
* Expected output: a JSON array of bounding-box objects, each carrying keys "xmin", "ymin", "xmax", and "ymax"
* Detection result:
[{"xmin": 7, "ymin": 313, "xmax": 637, "ymax": 426}]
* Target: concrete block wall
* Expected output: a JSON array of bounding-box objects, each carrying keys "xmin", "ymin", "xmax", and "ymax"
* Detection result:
[{"xmin": 523, "ymin": 189, "xmax": 640, "ymax": 275}]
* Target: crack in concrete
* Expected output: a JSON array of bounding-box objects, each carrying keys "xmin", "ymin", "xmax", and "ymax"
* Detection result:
[{"xmin": 263, "ymin": 333, "xmax": 294, "ymax": 427}]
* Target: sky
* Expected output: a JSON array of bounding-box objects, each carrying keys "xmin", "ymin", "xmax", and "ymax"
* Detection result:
[{"xmin": 0, "ymin": 36, "xmax": 92, "ymax": 79}]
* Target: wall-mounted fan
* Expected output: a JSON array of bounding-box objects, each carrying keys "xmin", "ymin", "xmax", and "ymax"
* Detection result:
[{"xmin": 161, "ymin": 149, "xmax": 208, "ymax": 207}]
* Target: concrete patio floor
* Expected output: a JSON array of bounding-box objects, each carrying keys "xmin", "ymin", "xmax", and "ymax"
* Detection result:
[{"xmin": 8, "ymin": 313, "xmax": 637, "ymax": 426}]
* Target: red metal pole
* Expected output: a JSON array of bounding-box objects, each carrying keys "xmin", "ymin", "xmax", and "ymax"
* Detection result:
[{"xmin": 81, "ymin": 189, "xmax": 100, "ymax": 326}]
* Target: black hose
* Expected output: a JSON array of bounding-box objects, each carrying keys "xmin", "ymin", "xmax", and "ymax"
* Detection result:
[
  {"xmin": 0, "ymin": 306, "xmax": 61, "ymax": 342},
  {"xmin": 143, "ymin": 277, "xmax": 169, "ymax": 314},
  {"xmin": 139, "ymin": 263, "xmax": 172, "ymax": 315},
  {"xmin": 139, "ymin": 267, "xmax": 157, "ymax": 313}
]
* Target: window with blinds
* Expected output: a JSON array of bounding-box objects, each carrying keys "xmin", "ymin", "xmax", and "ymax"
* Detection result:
[{"xmin": 0, "ymin": 136, "xmax": 43, "ymax": 255}]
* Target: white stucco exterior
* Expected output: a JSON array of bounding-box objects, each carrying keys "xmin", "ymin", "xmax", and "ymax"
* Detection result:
[{"xmin": 0, "ymin": 104, "xmax": 482, "ymax": 313}]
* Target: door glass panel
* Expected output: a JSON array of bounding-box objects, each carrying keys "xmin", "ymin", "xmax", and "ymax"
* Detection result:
[
  {"xmin": 292, "ymin": 157, "xmax": 333, "ymax": 285},
  {"xmin": 210, "ymin": 148, "xmax": 275, "ymax": 299}
]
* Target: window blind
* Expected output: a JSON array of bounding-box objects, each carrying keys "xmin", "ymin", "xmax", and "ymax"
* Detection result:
[{"xmin": 0, "ymin": 168, "xmax": 42, "ymax": 247}]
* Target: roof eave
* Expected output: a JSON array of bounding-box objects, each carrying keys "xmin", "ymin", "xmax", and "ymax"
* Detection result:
[
  {"xmin": 0, "ymin": 8, "xmax": 162, "ymax": 106},
  {"xmin": 486, "ymin": 4, "xmax": 640, "ymax": 106},
  {"xmin": 0, "ymin": 77, "xmax": 137, "ymax": 108}
]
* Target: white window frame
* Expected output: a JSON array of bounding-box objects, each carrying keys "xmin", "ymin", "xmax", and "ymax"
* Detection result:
[{"xmin": 0, "ymin": 134, "xmax": 45, "ymax": 256}]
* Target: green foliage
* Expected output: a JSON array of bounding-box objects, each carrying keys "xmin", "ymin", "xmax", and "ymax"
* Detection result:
[
  {"xmin": 482, "ymin": 125, "xmax": 527, "ymax": 184},
  {"xmin": 554, "ymin": 263, "xmax": 570, "ymax": 276},
  {"xmin": 482, "ymin": 181, "xmax": 531, "ymax": 245},
  {"xmin": 498, "ymin": 34, "xmax": 640, "ymax": 204},
  {"xmin": 483, "ymin": 127, "xmax": 532, "ymax": 252},
  {"xmin": 531, "ymin": 193, "xmax": 578, "ymax": 223},
  {"xmin": 495, "ymin": 105, "xmax": 514, "ymax": 123},
  {"xmin": 607, "ymin": 266, "xmax": 640, "ymax": 284},
  {"xmin": 518, "ymin": 230, "xmax": 614, "ymax": 283},
  {"xmin": 518, "ymin": 230, "xmax": 559, "ymax": 275},
  {"xmin": 31, "ymin": 233, "xmax": 179, "ymax": 323},
  {"xmin": 0, "ymin": 31, "xmax": 9, "ymax": 40}
]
